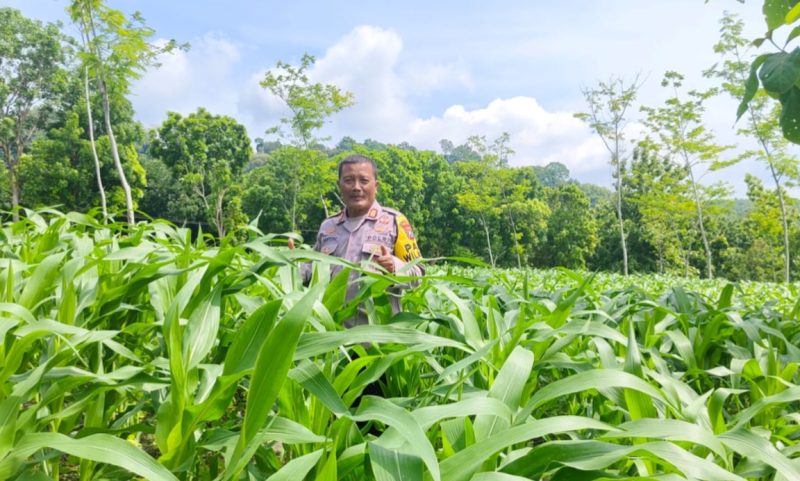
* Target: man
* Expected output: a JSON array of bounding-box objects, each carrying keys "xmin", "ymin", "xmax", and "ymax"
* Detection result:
[{"xmin": 294, "ymin": 154, "xmax": 423, "ymax": 326}]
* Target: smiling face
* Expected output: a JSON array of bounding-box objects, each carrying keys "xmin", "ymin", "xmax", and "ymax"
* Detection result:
[{"xmin": 339, "ymin": 161, "xmax": 378, "ymax": 218}]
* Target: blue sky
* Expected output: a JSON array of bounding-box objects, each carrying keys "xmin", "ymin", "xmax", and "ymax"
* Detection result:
[{"xmin": 8, "ymin": 0, "xmax": 783, "ymax": 195}]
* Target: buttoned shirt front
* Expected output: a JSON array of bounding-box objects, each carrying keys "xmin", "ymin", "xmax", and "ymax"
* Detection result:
[{"xmin": 304, "ymin": 201, "xmax": 423, "ymax": 326}]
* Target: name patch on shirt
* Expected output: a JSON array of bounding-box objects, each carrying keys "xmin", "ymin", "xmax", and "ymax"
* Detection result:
[{"xmin": 365, "ymin": 233, "xmax": 392, "ymax": 244}]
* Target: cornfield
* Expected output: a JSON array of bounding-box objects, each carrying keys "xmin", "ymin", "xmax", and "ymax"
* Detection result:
[{"xmin": 2, "ymin": 210, "xmax": 799, "ymax": 480}]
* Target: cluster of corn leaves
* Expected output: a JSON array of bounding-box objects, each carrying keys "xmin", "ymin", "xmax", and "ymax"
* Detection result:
[{"xmin": 1, "ymin": 210, "xmax": 798, "ymax": 480}]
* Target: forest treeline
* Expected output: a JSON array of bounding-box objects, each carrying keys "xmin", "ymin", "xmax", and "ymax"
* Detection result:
[{"xmin": 2, "ymin": 4, "xmax": 799, "ymax": 282}]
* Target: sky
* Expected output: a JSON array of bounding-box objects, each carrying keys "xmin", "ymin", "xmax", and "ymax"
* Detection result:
[{"xmin": 6, "ymin": 0, "xmax": 786, "ymax": 195}]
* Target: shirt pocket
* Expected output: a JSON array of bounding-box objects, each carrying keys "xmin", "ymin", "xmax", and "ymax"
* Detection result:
[{"xmin": 320, "ymin": 239, "xmax": 338, "ymax": 255}]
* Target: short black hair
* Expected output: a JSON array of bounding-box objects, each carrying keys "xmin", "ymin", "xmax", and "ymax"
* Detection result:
[{"xmin": 338, "ymin": 154, "xmax": 378, "ymax": 180}]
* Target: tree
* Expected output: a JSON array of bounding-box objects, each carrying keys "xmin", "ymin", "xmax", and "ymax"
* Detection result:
[
  {"xmin": 706, "ymin": 13, "xmax": 798, "ymax": 281},
  {"xmin": 739, "ymin": 0, "xmax": 800, "ymax": 143},
  {"xmin": 533, "ymin": 162, "xmax": 570, "ymax": 188},
  {"xmin": 575, "ymin": 76, "xmax": 641, "ymax": 276},
  {"xmin": 68, "ymin": 0, "xmax": 181, "ymax": 225},
  {"xmin": 0, "ymin": 8, "xmax": 67, "ymax": 219},
  {"xmin": 454, "ymin": 160, "xmax": 501, "ymax": 267},
  {"xmin": 539, "ymin": 183, "xmax": 598, "ymax": 269},
  {"xmin": 641, "ymin": 71, "xmax": 733, "ymax": 278},
  {"xmin": 439, "ymin": 138, "xmax": 481, "ymax": 163},
  {"xmin": 258, "ymin": 53, "xmax": 354, "ymax": 228},
  {"xmin": 627, "ymin": 145, "xmax": 695, "ymax": 275},
  {"xmin": 150, "ymin": 109, "xmax": 252, "ymax": 237}
]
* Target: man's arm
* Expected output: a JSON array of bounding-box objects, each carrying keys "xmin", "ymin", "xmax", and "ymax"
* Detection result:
[{"xmin": 374, "ymin": 214, "xmax": 424, "ymax": 278}]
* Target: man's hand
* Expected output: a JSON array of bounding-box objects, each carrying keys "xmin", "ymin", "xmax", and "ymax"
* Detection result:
[{"xmin": 375, "ymin": 245, "xmax": 395, "ymax": 273}]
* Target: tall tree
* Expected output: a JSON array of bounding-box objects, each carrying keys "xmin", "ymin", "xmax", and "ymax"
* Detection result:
[
  {"xmin": 641, "ymin": 71, "xmax": 732, "ymax": 279},
  {"xmin": 259, "ymin": 53, "xmax": 353, "ymax": 228},
  {"xmin": 0, "ymin": 8, "xmax": 67, "ymax": 219},
  {"xmin": 68, "ymin": 0, "xmax": 180, "ymax": 224},
  {"xmin": 150, "ymin": 109, "xmax": 252, "ymax": 237},
  {"xmin": 705, "ymin": 13, "xmax": 798, "ymax": 282},
  {"xmin": 575, "ymin": 76, "xmax": 641, "ymax": 275}
]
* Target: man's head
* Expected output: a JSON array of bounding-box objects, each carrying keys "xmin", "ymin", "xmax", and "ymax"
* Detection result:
[{"xmin": 338, "ymin": 154, "xmax": 378, "ymax": 217}]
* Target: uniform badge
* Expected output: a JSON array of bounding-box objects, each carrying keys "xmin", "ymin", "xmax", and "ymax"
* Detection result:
[
  {"xmin": 323, "ymin": 226, "xmax": 336, "ymax": 235},
  {"xmin": 367, "ymin": 208, "xmax": 378, "ymax": 219},
  {"xmin": 394, "ymin": 215, "xmax": 421, "ymax": 262},
  {"xmin": 398, "ymin": 218, "xmax": 415, "ymax": 239}
]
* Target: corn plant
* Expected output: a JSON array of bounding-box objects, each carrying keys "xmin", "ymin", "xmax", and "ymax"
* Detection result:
[{"xmin": 0, "ymin": 209, "xmax": 797, "ymax": 480}]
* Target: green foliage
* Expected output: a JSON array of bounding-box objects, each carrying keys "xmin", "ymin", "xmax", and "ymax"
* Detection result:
[
  {"xmin": 150, "ymin": 108, "xmax": 252, "ymax": 236},
  {"xmin": 260, "ymin": 53, "xmax": 354, "ymax": 148},
  {"xmin": 740, "ymin": 0, "xmax": 800, "ymax": 142},
  {"xmin": 0, "ymin": 8, "xmax": 68, "ymax": 215},
  {"xmin": 1, "ymin": 210, "xmax": 799, "ymax": 479}
]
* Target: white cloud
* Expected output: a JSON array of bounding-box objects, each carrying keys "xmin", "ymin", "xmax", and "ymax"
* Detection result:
[
  {"xmin": 406, "ymin": 97, "xmax": 609, "ymax": 176},
  {"xmin": 132, "ymin": 33, "xmax": 242, "ymax": 127},
  {"xmin": 311, "ymin": 25, "xmax": 412, "ymax": 138},
  {"xmin": 401, "ymin": 62, "xmax": 474, "ymax": 96}
]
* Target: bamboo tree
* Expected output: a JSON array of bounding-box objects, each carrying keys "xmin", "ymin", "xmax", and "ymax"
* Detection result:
[
  {"xmin": 705, "ymin": 13, "xmax": 798, "ymax": 282},
  {"xmin": 576, "ymin": 76, "xmax": 641, "ymax": 276}
]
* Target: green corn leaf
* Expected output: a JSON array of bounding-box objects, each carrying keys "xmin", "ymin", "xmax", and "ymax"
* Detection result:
[
  {"xmin": 471, "ymin": 473, "xmax": 532, "ymax": 481},
  {"xmin": 223, "ymin": 298, "xmax": 282, "ymax": 375},
  {"xmin": 369, "ymin": 442, "xmax": 424, "ymax": 481},
  {"xmin": 435, "ymin": 284, "xmax": 483, "ymax": 349},
  {"xmin": 225, "ymin": 281, "xmax": 325, "ymax": 480},
  {"xmin": 183, "ymin": 284, "xmax": 223, "ymax": 370},
  {"xmin": 519, "ymin": 369, "xmax": 666, "ymax": 421},
  {"xmin": 352, "ymin": 396, "xmax": 440, "ymax": 481},
  {"xmin": 440, "ymin": 416, "xmax": 616, "ymax": 481},
  {"xmin": 295, "ymin": 325, "xmax": 466, "ymax": 359},
  {"xmin": 474, "ymin": 346, "xmax": 533, "ymax": 441},
  {"xmin": 605, "ymin": 419, "xmax": 727, "ymax": 459},
  {"xmin": 502, "ymin": 439, "xmax": 745, "ymax": 481},
  {"xmin": 719, "ymin": 428, "xmax": 800, "ymax": 479},
  {"xmin": 289, "ymin": 360, "xmax": 349, "ymax": 416},
  {"xmin": 18, "ymin": 252, "xmax": 64, "ymax": 310},
  {"xmin": 265, "ymin": 449, "xmax": 324, "ymax": 481},
  {"xmin": 13, "ymin": 433, "xmax": 178, "ymax": 481}
]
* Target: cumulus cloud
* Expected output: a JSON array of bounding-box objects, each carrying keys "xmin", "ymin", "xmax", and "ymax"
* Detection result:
[
  {"xmin": 132, "ymin": 33, "xmax": 242, "ymax": 127},
  {"xmin": 310, "ymin": 25, "xmax": 413, "ymax": 138},
  {"xmin": 406, "ymin": 97, "xmax": 610, "ymax": 176},
  {"xmin": 131, "ymin": 26, "xmax": 620, "ymax": 185}
]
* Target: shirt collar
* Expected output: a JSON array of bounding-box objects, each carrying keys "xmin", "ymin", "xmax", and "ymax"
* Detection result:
[{"xmin": 336, "ymin": 201, "xmax": 382, "ymax": 224}]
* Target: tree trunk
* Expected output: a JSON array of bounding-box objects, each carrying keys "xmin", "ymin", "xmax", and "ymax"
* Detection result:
[
  {"xmin": 215, "ymin": 189, "xmax": 226, "ymax": 238},
  {"xmin": 507, "ymin": 209, "xmax": 522, "ymax": 268},
  {"xmin": 84, "ymin": 8, "xmax": 134, "ymax": 225},
  {"xmin": 479, "ymin": 213, "xmax": 495, "ymax": 268},
  {"xmin": 9, "ymin": 164, "xmax": 20, "ymax": 222},
  {"xmin": 84, "ymin": 68, "xmax": 108, "ymax": 220},
  {"xmin": 774, "ymin": 176, "xmax": 790, "ymax": 282},
  {"xmin": 97, "ymin": 75, "xmax": 135, "ymax": 225},
  {"xmin": 686, "ymin": 159, "xmax": 712, "ymax": 278},
  {"xmin": 320, "ymin": 195, "xmax": 329, "ymax": 218},
  {"xmin": 616, "ymin": 161, "xmax": 628, "ymax": 276}
]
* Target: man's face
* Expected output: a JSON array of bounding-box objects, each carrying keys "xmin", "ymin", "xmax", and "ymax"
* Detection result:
[{"xmin": 339, "ymin": 162, "xmax": 378, "ymax": 217}]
